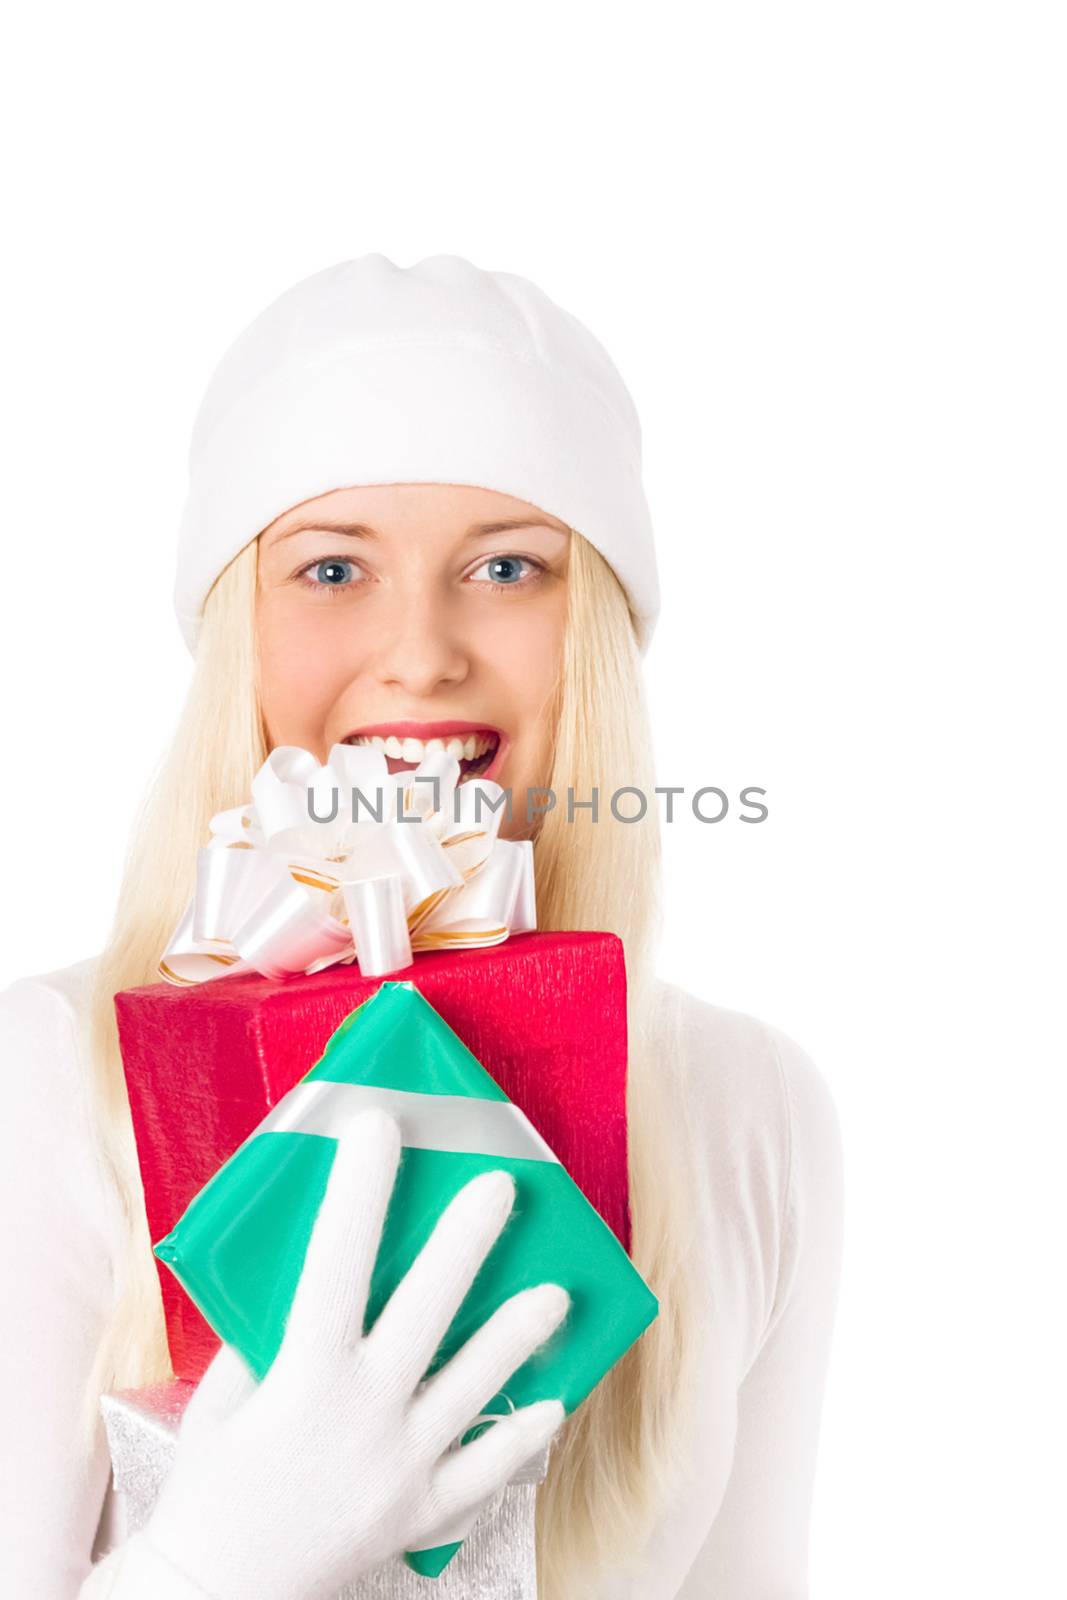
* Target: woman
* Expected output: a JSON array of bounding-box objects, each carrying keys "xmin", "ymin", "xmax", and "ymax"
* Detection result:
[{"xmin": 0, "ymin": 253, "xmax": 844, "ymax": 1599}]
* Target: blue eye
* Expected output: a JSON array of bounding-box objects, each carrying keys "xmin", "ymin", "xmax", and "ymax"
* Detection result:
[
  {"xmin": 473, "ymin": 554, "xmax": 537, "ymax": 586},
  {"xmin": 488, "ymin": 557, "xmax": 523, "ymax": 583},
  {"xmin": 307, "ymin": 558, "xmax": 357, "ymax": 587}
]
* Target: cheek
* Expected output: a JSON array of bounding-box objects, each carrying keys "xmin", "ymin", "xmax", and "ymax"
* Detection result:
[
  {"xmin": 256, "ymin": 602, "xmax": 352, "ymax": 739},
  {"xmin": 481, "ymin": 606, "xmax": 564, "ymax": 738}
]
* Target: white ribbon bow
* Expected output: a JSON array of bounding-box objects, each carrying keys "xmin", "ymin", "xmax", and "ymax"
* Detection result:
[{"xmin": 158, "ymin": 743, "xmax": 536, "ymax": 984}]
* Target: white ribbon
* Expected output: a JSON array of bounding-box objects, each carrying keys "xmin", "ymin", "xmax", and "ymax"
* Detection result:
[
  {"xmin": 159, "ymin": 744, "xmax": 536, "ymax": 984},
  {"xmin": 253, "ymin": 1081, "xmax": 560, "ymax": 1166}
]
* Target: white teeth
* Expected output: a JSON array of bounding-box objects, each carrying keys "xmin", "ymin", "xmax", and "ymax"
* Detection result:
[{"xmin": 349, "ymin": 731, "xmax": 497, "ymax": 764}]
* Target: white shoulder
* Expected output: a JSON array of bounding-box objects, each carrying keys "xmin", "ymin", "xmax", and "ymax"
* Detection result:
[
  {"xmin": 0, "ymin": 953, "xmax": 102, "ymax": 1051},
  {"xmin": 650, "ymin": 976, "xmax": 801, "ymax": 1118},
  {"xmin": 0, "ymin": 954, "xmax": 102, "ymax": 1115},
  {"xmin": 651, "ymin": 975, "xmax": 842, "ymax": 1168},
  {"xmin": 0, "ymin": 951, "xmax": 102, "ymax": 1025},
  {"xmin": 0, "ymin": 952, "xmax": 122, "ymax": 1257}
]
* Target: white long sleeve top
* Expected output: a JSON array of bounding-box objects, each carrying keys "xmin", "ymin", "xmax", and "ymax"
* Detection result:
[{"xmin": 0, "ymin": 957, "xmax": 843, "ymax": 1600}]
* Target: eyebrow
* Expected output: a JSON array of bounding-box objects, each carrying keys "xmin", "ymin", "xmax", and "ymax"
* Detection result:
[{"xmin": 270, "ymin": 515, "xmax": 570, "ymax": 544}]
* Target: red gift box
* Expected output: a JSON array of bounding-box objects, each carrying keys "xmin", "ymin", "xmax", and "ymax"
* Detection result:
[{"xmin": 115, "ymin": 929, "xmax": 631, "ymax": 1382}]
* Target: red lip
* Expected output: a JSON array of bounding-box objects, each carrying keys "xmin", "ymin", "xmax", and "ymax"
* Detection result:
[{"xmin": 343, "ymin": 720, "xmax": 510, "ymax": 785}]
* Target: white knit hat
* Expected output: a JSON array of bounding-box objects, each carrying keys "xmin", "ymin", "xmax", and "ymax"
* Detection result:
[{"xmin": 174, "ymin": 253, "xmax": 659, "ymax": 654}]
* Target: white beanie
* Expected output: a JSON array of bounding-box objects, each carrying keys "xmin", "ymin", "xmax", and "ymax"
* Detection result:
[{"xmin": 174, "ymin": 252, "xmax": 659, "ymax": 654}]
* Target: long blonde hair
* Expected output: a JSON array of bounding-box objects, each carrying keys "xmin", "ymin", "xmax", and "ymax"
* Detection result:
[{"xmin": 82, "ymin": 530, "xmax": 703, "ymax": 1596}]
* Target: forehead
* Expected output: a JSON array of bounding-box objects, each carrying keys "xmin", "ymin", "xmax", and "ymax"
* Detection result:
[{"xmin": 263, "ymin": 482, "xmax": 571, "ymax": 538}]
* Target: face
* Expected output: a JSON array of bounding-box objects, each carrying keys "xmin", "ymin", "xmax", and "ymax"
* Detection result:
[{"xmin": 255, "ymin": 483, "xmax": 571, "ymax": 839}]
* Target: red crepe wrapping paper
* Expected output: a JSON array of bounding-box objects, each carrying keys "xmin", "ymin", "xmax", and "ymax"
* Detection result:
[{"xmin": 115, "ymin": 929, "xmax": 631, "ymax": 1382}]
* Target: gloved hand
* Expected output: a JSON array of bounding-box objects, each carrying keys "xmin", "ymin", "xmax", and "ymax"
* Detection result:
[{"xmin": 109, "ymin": 1107, "xmax": 569, "ymax": 1600}]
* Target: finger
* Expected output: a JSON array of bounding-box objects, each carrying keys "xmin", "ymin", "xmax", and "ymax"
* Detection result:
[
  {"xmin": 179, "ymin": 1342, "xmax": 257, "ymax": 1444},
  {"xmin": 280, "ymin": 1108, "xmax": 402, "ymax": 1359},
  {"xmin": 412, "ymin": 1399, "xmax": 566, "ymax": 1548},
  {"xmin": 409, "ymin": 1283, "xmax": 570, "ymax": 1460},
  {"xmin": 363, "ymin": 1168, "xmax": 516, "ymax": 1396}
]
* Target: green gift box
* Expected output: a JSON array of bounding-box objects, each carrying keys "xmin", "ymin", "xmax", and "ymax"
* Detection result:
[{"xmin": 152, "ymin": 978, "xmax": 659, "ymax": 1579}]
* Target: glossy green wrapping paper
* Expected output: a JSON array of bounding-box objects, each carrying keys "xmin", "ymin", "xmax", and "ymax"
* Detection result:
[{"xmin": 153, "ymin": 981, "xmax": 658, "ymax": 1578}]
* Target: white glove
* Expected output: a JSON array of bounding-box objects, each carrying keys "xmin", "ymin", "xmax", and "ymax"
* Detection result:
[{"xmin": 105, "ymin": 1107, "xmax": 569, "ymax": 1600}]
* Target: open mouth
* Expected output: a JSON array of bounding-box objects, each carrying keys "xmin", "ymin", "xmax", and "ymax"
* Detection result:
[{"xmin": 342, "ymin": 723, "xmax": 504, "ymax": 784}]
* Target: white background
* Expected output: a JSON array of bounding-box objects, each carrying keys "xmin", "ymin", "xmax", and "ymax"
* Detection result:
[{"xmin": 2, "ymin": 5, "xmax": 1064, "ymax": 1594}]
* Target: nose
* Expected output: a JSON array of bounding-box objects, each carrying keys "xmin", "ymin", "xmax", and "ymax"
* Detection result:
[{"xmin": 370, "ymin": 585, "xmax": 471, "ymax": 698}]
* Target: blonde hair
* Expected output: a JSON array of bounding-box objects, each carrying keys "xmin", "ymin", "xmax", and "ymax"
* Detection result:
[{"xmin": 82, "ymin": 530, "xmax": 703, "ymax": 1597}]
